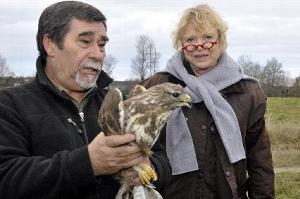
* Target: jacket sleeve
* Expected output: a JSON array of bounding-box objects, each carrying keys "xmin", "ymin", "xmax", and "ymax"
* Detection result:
[
  {"xmin": 0, "ymin": 93, "xmax": 98, "ymax": 198},
  {"xmin": 150, "ymin": 139, "xmax": 171, "ymax": 191},
  {"xmin": 245, "ymin": 84, "xmax": 275, "ymax": 199}
]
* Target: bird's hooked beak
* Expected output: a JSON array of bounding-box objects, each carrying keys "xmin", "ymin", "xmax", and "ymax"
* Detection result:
[{"xmin": 181, "ymin": 93, "xmax": 192, "ymax": 108}]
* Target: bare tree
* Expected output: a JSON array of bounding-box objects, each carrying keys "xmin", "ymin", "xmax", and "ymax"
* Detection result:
[
  {"xmin": 131, "ymin": 35, "xmax": 160, "ymax": 80},
  {"xmin": 148, "ymin": 41, "xmax": 154, "ymax": 76},
  {"xmin": 148, "ymin": 40, "xmax": 160, "ymax": 76},
  {"xmin": 237, "ymin": 55, "xmax": 261, "ymax": 80},
  {"xmin": 0, "ymin": 53, "xmax": 9, "ymax": 77},
  {"xmin": 288, "ymin": 75, "xmax": 300, "ymax": 97},
  {"xmin": 261, "ymin": 57, "xmax": 286, "ymax": 96},
  {"xmin": 131, "ymin": 35, "xmax": 150, "ymax": 80},
  {"xmin": 102, "ymin": 54, "xmax": 118, "ymax": 76},
  {"xmin": 293, "ymin": 76, "xmax": 300, "ymax": 87}
]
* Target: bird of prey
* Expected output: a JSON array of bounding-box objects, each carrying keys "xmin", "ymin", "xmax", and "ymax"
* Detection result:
[{"xmin": 99, "ymin": 82, "xmax": 191, "ymax": 199}]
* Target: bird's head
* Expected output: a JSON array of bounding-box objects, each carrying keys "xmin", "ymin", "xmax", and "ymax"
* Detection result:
[{"xmin": 143, "ymin": 83, "xmax": 192, "ymax": 110}]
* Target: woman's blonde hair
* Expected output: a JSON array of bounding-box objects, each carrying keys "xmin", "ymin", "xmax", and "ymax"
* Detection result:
[{"xmin": 172, "ymin": 4, "xmax": 228, "ymax": 50}]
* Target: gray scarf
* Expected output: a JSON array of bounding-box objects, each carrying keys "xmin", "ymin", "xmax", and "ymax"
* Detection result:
[{"xmin": 165, "ymin": 51, "xmax": 249, "ymax": 175}]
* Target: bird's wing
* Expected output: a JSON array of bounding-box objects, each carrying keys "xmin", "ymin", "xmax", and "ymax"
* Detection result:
[{"xmin": 99, "ymin": 88, "xmax": 123, "ymax": 135}]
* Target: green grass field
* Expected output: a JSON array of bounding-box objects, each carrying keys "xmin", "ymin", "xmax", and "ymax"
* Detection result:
[
  {"xmin": 266, "ymin": 97, "xmax": 300, "ymax": 168},
  {"xmin": 275, "ymin": 172, "xmax": 300, "ymax": 199},
  {"xmin": 266, "ymin": 97, "xmax": 300, "ymax": 124},
  {"xmin": 266, "ymin": 97, "xmax": 300, "ymax": 198}
]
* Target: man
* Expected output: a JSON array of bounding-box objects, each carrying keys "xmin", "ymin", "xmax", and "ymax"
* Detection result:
[{"xmin": 0, "ymin": 1, "xmax": 170, "ymax": 199}]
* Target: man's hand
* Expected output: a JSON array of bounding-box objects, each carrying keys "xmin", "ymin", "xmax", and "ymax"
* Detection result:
[{"xmin": 88, "ymin": 132, "xmax": 143, "ymax": 176}]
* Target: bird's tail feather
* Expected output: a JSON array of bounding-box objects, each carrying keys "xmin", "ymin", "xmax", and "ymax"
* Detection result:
[{"xmin": 115, "ymin": 184, "xmax": 163, "ymax": 199}]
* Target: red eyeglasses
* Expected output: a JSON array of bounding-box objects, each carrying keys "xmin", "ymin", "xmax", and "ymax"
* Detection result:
[{"xmin": 182, "ymin": 41, "xmax": 217, "ymax": 52}]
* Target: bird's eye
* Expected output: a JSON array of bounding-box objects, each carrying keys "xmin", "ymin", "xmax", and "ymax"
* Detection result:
[{"xmin": 172, "ymin": 92, "xmax": 180, "ymax": 98}]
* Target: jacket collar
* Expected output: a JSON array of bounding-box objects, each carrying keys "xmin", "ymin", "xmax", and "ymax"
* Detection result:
[
  {"xmin": 35, "ymin": 55, "xmax": 113, "ymax": 98},
  {"xmin": 220, "ymin": 83, "xmax": 244, "ymax": 96}
]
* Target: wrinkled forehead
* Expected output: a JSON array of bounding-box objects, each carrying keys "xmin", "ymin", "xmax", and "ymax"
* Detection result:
[
  {"xmin": 180, "ymin": 23, "xmax": 218, "ymax": 44},
  {"xmin": 67, "ymin": 18, "xmax": 108, "ymax": 40}
]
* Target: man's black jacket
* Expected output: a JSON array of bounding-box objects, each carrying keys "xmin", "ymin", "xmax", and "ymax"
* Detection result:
[{"xmin": 0, "ymin": 57, "xmax": 171, "ymax": 199}]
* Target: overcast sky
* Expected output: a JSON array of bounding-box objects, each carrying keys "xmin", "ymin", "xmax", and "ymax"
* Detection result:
[{"xmin": 0, "ymin": 0, "xmax": 299, "ymax": 80}]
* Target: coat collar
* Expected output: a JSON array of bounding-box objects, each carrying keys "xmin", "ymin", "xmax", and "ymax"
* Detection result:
[
  {"xmin": 220, "ymin": 83, "xmax": 244, "ymax": 96},
  {"xmin": 35, "ymin": 55, "xmax": 113, "ymax": 98}
]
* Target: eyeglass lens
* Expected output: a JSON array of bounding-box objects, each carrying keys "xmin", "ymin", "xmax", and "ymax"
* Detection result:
[{"xmin": 183, "ymin": 41, "xmax": 216, "ymax": 52}]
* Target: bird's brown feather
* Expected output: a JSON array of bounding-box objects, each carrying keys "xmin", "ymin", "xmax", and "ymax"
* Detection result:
[{"xmin": 99, "ymin": 88, "xmax": 123, "ymax": 135}]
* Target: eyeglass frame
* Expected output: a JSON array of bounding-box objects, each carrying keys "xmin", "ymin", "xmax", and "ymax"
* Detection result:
[{"xmin": 182, "ymin": 41, "xmax": 218, "ymax": 52}]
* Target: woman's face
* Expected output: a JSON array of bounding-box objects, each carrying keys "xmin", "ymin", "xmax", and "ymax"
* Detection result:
[{"xmin": 181, "ymin": 23, "xmax": 222, "ymax": 75}]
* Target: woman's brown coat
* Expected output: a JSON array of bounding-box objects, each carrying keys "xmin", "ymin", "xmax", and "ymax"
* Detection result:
[{"xmin": 141, "ymin": 72, "xmax": 274, "ymax": 199}]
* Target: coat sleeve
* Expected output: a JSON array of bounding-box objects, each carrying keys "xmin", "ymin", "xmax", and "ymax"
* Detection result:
[
  {"xmin": 0, "ymin": 93, "xmax": 98, "ymax": 199},
  {"xmin": 149, "ymin": 139, "xmax": 171, "ymax": 191},
  {"xmin": 245, "ymin": 84, "xmax": 275, "ymax": 199}
]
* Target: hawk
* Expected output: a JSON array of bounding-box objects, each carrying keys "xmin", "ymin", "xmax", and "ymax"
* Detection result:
[{"xmin": 99, "ymin": 82, "xmax": 191, "ymax": 199}]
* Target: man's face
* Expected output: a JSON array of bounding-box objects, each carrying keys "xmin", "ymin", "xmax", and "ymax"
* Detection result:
[{"xmin": 45, "ymin": 18, "xmax": 108, "ymax": 91}]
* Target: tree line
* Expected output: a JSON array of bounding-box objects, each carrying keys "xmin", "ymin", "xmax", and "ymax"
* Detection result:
[
  {"xmin": 237, "ymin": 55, "xmax": 299, "ymax": 97},
  {"xmin": 0, "ymin": 35, "xmax": 299, "ymax": 97}
]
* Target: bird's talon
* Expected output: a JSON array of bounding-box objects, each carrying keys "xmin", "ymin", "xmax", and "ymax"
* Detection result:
[{"xmin": 138, "ymin": 163, "xmax": 157, "ymax": 185}]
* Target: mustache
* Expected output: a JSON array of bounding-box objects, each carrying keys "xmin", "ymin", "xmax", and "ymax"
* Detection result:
[{"xmin": 80, "ymin": 61, "xmax": 102, "ymax": 72}]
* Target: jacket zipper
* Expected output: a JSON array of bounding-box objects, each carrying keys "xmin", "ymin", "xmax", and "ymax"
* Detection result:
[
  {"xmin": 79, "ymin": 112, "xmax": 100, "ymax": 199},
  {"xmin": 79, "ymin": 112, "xmax": 89, "ymax": 144},
  {"xmin": 67, "ymin": 118, "xmax": 83, "ymax": 147}
]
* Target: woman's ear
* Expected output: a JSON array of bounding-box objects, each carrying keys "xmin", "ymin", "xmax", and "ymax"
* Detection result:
[{"xmin": 43, "ymin": 35, "xmax": 56, "ymax": 57}]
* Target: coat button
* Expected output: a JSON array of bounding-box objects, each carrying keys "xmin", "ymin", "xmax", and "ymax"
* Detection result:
[
  {"xmin": 225, "ymin": 170, "xmax": 231, "ymax": 177},
  {"xmin": 198, "ymin": 171, "xmax": 204, "ymax": 178}
]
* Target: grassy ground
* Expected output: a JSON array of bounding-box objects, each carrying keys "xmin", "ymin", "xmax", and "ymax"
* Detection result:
[
  {"xmin": 275, "ymin": 172, "xmax": 300, "ymax": 199},
  {"xmin": 266, "ymin": 97, "xmax": 300, "ymax": 168},
  {"xmin": 265, "ymin": 97, "xmax": 300, "ymax": 198},
  {"xmin": 268, "ymin": 122, "xmax": 300, "ymax": 167},
  {"xmin": 266, "ymin": 97, "xmax": 300, "ymax": 124}
]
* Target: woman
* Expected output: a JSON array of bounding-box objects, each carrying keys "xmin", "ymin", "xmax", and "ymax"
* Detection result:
[{"xmin": 141, "ymin": 4, "xmax": 274, "ymax": 199}]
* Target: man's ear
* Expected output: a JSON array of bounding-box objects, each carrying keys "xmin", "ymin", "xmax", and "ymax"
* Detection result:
[{"xmin": 43, "ymin": 35, "xmax": 56, "ymax": 57}]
